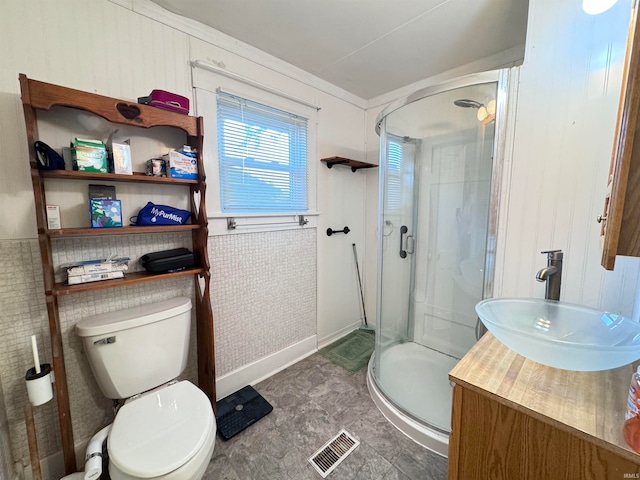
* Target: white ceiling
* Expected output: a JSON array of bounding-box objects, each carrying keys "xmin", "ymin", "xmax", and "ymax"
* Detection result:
[{"xmin": 150, "ymin": 0, "xmax": 529, "ymax": 100}]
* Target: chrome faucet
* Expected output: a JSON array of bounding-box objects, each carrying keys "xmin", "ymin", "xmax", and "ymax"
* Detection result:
[{"xmin": 536, "ymin": 249, "xmax": 563, "ymax": 301}]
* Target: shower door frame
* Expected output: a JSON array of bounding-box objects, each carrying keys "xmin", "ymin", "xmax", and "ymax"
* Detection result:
[{"xmin": 372, "ymin": 68, "xmax": 514, "ymax": 436}]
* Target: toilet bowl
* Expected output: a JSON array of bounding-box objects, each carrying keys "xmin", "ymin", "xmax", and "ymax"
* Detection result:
[
  {"xmin": 76, "ymin": 297, "xmax": 216, "ymax": 480},
  {"xmin": 108, "ymin": 381, "xmax": 215, "ymax": 480}
]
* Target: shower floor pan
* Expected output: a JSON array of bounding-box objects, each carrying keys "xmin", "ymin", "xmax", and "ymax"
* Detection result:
[{"xmin": 367, "ymin": 342, "xmax": 458, "ymax": 457}]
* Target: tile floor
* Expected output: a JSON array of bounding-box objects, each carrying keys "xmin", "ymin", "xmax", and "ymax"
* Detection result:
[{"xmin": 203, "ymin": 353, "xmax": 448, "ymax": 480}]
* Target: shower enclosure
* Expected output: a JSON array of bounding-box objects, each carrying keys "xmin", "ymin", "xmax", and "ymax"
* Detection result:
[{"xmin": 367, "ymin": 70, "xmax": 512, "ymax": 456}]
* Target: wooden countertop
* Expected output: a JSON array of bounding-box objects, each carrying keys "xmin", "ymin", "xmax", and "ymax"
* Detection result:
[{"xmin": 449, "ymin": 333, "xmax": 640, "ymax": 463}]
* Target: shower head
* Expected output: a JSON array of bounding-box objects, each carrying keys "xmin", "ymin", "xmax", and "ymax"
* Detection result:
[{"xmin": 453, "ymin": 99, "xmax": 483, "ymax": 109}]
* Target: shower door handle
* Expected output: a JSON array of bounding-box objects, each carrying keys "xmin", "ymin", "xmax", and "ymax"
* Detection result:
[
  {"xmin": 400, "ymin": 225, "xmax": 408, "ymax": 258},
  {"xmin": 406, "ymin": 235, "xmax": 414, "ymax": 254}
]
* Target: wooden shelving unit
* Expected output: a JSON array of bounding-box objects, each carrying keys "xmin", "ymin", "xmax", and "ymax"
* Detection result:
[
  {"xmin": 320, "ymin": 156, "xmax": 377, "ymax": 172},
  {"xmin": 19, "ymin": 74, "xmax": 216, "ymax": 475}
]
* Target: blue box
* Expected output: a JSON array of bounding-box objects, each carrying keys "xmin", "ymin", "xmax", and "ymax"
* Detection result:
[
  {"xmin": 163, "ymin": 150, "xmax": 198, "ymax": 180},
  {"xmin": 90, "ymin": 199, "xmax": 123, "ymax": 228}
]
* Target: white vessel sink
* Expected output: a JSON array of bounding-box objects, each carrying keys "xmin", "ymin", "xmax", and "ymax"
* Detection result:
[{"xmin": 475, "ymin": 298, "xmax": 640, "ymax": 371}]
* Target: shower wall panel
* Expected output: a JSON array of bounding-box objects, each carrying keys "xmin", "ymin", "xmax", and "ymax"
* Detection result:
[{"xmin": 412, "ymin": 128, "xmax": 493, "ymax": 360}]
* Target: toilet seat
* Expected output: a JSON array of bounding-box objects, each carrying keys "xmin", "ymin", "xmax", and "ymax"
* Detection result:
[{"xmin": 108, "ymin": 381, "xmax": 214, "ymax": 478}]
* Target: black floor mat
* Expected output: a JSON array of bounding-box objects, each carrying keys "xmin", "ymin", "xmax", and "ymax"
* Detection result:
[{"xmin": 216, "ymin": 385, "xmax": 273, "ymax": 440}]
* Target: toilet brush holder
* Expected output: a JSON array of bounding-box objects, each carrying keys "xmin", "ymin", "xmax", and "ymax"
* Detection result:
[{"xmin": 25, "ymin": 364, "xmax": 53, "ymax": 406}]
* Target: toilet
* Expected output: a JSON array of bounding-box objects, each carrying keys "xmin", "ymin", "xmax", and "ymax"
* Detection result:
[{"xmin": 76, "ymin": 297, "xmax": 216, "ymax": 480}]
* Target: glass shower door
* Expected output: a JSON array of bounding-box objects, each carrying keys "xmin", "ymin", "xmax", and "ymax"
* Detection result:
[{"xmin": 374, "ymin": 80, "xmax": 499, "ymax": 432}]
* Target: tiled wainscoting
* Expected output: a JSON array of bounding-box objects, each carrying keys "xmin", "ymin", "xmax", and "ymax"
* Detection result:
[
  {"xmin": 210, "ymin": 228, "xmax": 317, "ymax": 377},
  {"xmin": 0, "ymin": 226, "xmax": 317, "ymax": 475},
  {"xmin": 0, "ymin": 234, "xmax": 195, "ymax": 465}
]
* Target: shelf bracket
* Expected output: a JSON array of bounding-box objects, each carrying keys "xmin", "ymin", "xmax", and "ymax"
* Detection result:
[
  {"xmin": 325, "ymin": 159, "xmax": 349, "ymax": 169},
  {"xmin": 298, "ymin": 215, "xmax": 308, "ymax": 227},
  {"xmin": 227, "ymin": 217, "xmax": 237, "ymax": 230}
]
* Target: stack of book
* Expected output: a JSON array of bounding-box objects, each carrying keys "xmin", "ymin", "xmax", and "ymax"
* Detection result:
[{"xmin": 61, "ymin": 257, "xmax": 130, "ymax": 285}]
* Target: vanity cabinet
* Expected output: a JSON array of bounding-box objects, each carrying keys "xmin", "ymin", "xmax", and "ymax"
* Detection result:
[
  {"xmin": 19, "ymin": 74, "xmax": 215, "ymax": 474},
  {"xmin": 601, "ymin": 4, "xmax": 640, "ymax": 270},
  {"xmin": 448, "ymin": 334, "xmax": 640, "ymax": 480}
]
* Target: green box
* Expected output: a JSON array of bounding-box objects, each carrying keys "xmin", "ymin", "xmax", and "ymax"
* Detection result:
[{"xmin": 73, "ymin": 138, "xmax": 108, "ymax": 173}]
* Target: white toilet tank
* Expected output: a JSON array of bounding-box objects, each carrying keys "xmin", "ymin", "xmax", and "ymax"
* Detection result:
[{"xmin": 76, "ymin": 297, "xmax": 192, "ymax": 399}]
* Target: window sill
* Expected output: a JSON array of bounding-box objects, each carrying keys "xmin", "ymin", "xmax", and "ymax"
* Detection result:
[{"xmin": 208, "ymin": 212, "xmax": 319, "ymax": 235}]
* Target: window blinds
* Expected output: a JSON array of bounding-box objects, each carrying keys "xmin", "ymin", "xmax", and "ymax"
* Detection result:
[
  {"xmin": 216, "ymin": 91, "xmax": 308, "ymax": 213},
  {"xmin": 386, "ymin": 140, "xmax": 403, "ymax": 211}
]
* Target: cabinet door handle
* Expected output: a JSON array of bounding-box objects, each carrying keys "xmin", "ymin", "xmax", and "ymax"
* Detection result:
[{"xmin": 597, "ymin": 215, "xmax": 607, "ymax": 223}]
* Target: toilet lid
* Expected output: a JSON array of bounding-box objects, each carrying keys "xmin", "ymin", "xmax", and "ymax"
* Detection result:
[{"xmin": 108, "ymin": 381, "xmax": 214, "ymax": 478}]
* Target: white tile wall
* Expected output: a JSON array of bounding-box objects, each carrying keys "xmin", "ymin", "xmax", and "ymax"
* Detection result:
[
  {"xmin": 0, "ymin": 233, "xmax": 195, "ymax": 464},
  {"xmin": 0, "ymin": 370, "xmax": 13, "ymax": 480},
  {"xmin": 0, "ymin": 227, "xmax": 317, "ymax": 467},
  {"xmin": 210, "ymin": 228, "xmax": 317, "ymax": 376}
]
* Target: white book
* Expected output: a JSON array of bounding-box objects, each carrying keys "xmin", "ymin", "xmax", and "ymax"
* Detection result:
[{"xmin": 67, "ymin": 271, "xmax": 125, "ymax": 285}]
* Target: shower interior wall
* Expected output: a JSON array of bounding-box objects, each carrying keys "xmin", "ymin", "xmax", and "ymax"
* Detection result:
[{"xmin": 411, "ymin": 124, "xmax": 494, "ymax": 359}]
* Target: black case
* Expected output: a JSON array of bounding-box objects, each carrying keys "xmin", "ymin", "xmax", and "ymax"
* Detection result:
[{"xmin": 139, "ymin": 248, "xmax": 195, "ymax": 273}]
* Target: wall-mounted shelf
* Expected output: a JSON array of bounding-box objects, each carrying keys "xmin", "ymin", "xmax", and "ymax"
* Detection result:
[{"xmin": 321, "ymin": 156, "xmax": 377, "ymax": 172}]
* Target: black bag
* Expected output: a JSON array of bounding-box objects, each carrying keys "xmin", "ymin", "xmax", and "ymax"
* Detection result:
[
  {"xmin": 34, "ymin": 141, "xmax": 65, "ymax": 170},
  {"xmin": 139, "ymin": 248, "xmax": 195, "ymax": 273}
]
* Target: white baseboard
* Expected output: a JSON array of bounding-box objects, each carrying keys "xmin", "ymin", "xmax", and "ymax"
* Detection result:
[
  {"xmin": 317, "ymin": 322, "xmax": 361, "ymax": 350},
  {"xmin": 215, "ymin": 335, "xmax": 317, "ymax": 400}
]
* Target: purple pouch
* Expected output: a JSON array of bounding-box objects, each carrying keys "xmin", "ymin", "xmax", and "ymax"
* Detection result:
[{"xmin": 138, "ymin": 90, "xmax": 189, "ymax": 115}]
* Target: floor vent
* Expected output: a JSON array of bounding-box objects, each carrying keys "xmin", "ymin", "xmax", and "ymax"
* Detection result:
[{"xmin": 308, "ymin": 429, "xmax": 360, "ymax": 478}]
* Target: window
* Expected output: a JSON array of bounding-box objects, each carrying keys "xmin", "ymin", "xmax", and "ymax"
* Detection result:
[
  {"xmin": 216, "ymin": 91, "xmax": 308, "ymax": 213},
  {"xmin": 386, "ymin": 140, "xmax": 403, "ymax": 211}
]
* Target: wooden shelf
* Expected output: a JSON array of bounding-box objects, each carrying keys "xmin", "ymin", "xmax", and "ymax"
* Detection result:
[
  {"xmin": 46, "ymin": 224, "xmax": 199, "ymax": 237},
  {"xmin": 53, "ymin": 267, "xmax": 205, "ymax": 295},
  {"xmin": 321, "ymin": 156, "xmax": 377, "ymax": 172},
  {"xmin": 24, "ymin": 76, "xmax": 198, "ymax": 136},
  {"xmin": 40, "ymin": 169, "xmax": 198, "ymax": 185}
]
